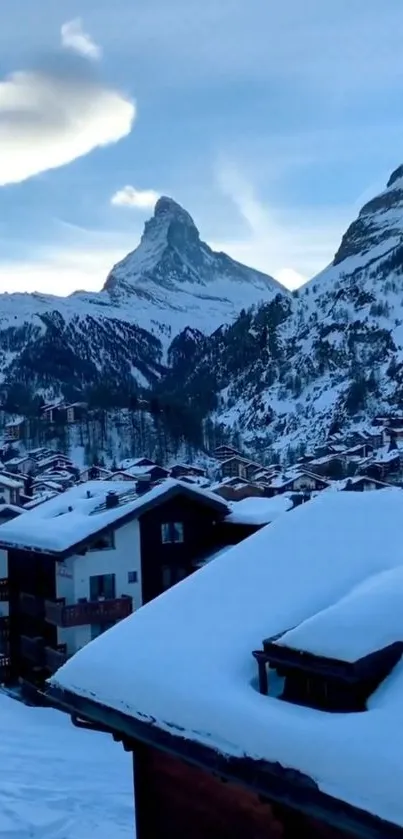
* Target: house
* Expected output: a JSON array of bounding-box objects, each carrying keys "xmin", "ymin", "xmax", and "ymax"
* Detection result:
[
  {"xmin": 219, "ymin": 456, "xmax": 262, "ymax": 481},
  {"xmin": 5, "ymin": 455, "xmax": 35, "ymax": 476},
  {"xmin": 119, "ymin": 457, "xmax": 156, "ymax": 471},
  {"xmin": 0, "ymin": 474, "xmax": 24, "ymax": 506},
  {"xmin": 49, "ymin": 490, "xmax": 403, "ymax": 839},
  {"xmin": 0, "ymin": 479, "xmax": 229, "ymax": 686},
  {"xmin": 340, "ymin": 476, "xmax": 394, "ymax": 492},
  {"xmin": 170, "ymin": 464, "xmax": 207, "ymax": 480},
  {"xmin": 41, "ymin": 404, "xmax": 65, "ymax": 424},
  {"xmin": 212, "ymin": 477, "xmax": 265, "ymax": 501},
  {"xmin": 4, "ymin": 418, "xmax": 25, "ymax": 441},
  {"xmin": 267, "ymin": 470, "xmax": 330, "ymax": 496},
  {"xmin": 79, "ymin": 466, "xmax": 113, "ymax": 483},
  {"xmin": 35, "ymin": 454, "xmax": 76, "ymax": 476},
  {"xmin": 66, "ymin": 402, "xmax": 87, "ymax": 424},
  {"xmin": 111, "ymin": 464, "xmax": 169, "ymax": 483},
  {"xmin": 212, "ymin": 445, "xmax": 242, "ymax": 461}
]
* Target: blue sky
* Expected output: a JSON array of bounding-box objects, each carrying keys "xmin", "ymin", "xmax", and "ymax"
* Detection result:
[{"xmin": 0, "ymin": 0, "xmax": 403, "ymax": 294}]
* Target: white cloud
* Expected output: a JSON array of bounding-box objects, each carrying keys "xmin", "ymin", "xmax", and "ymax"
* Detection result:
[
  {"xmin": 0, "ymin": 65, "xmax": 136, "ymax": 186},
  {"xmin": 214, "ymin": 164, "xmax": 351, "ymax": 287},
  {"xmin": 111, "ymin": 185, "xmax": 159, "ymax": 209},
  {"xmin": 61, "ymin": 18, "xmax": 102, "ymax": 61}
]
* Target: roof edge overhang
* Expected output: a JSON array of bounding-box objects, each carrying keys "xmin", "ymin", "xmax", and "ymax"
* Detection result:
[{"xmin": 46, "ymin": 685, "xmax": 403, "ymax": 839}]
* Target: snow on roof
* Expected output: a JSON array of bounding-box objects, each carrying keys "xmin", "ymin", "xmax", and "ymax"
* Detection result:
[
  {"xmin": 52, "ymin": 489, "xmax": 403, "ymax": 828},
  {"xmin": 374, "ymin": 448, "xmax": 401, "ymax": 464},
  {"xmin": 277, "ymin": 566, "xmax": 403, "ymax": 662},
  {"xmin": 5, "ymin": 417, "xmax": 24, "ymax": 428},
  {"xmin": 0, "ymin": 474, "xmax": 24, "ymax": 489},
  {"xmin": 0, "ymin": 478, "xmax": 228, "ymax": 554},
  {"xmin": 225, "ymin": 495, "xmax": 293, "ymax": 525}
]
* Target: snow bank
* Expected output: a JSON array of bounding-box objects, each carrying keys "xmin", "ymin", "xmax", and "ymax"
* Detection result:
[{"xmin": 0, "ymin": 693, "xmax": 133, "ymax": 839}]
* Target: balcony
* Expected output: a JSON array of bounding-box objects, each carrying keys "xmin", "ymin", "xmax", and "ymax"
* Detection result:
[
  {"xmin": 19, "ymin": 592, "xmax": 44, "ymax": 618},
  {"xmin": 0, "ymin": 655, "xmax": 11, "ymax": 684},
  {"xmin": 20, "ymin": 635, "xmax": 44, "ymax": 664},
  {"xmin": 44, "ymin": 645, "xmax": 67, "ymax": 674},
  {"xmin": 45, "ymin": 595, "xmax": 133, "ymax": 628},
  {"xmin": 0, "ymin": 578, "xmax": 9, "ymax": 602}
]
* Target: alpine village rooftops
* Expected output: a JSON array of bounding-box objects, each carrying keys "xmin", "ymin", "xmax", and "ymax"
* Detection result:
[{"xmin": 50, "ymin": 488, "xmax": 403, "ymax": 839}]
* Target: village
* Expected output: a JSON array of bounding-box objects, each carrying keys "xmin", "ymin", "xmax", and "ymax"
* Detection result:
[{"xmin": 0, "ymin": 408, "xmax": 399, "ymax": 691}]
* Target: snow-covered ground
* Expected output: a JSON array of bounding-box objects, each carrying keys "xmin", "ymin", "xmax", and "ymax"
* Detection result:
[{"xmin": 0, "ymin": 693, "xmax": 133, "ymax": 839}]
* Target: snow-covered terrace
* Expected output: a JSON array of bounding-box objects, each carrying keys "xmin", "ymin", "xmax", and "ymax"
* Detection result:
[
  {"xmin": 52, "ymin": 489, "xmax": 403, "ymax": 829},
  {"xmin": 0, "ymin": 478, "xmax": 228, "ymax": 555}
]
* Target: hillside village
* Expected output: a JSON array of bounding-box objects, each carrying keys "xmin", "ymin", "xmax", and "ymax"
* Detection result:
[{"xmin": 0, "ymin": 404, "xmax": 400, "ymax": 694}]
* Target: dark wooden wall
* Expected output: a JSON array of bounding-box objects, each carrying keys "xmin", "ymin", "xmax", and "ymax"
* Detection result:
[
  {"xmin": 134, "ymin": 745, "xmax": 351, "ymax": 839},
  {"xmin": 139, "ymin": 496, "xmax": 225, "ymax": 603},
  {"xmin": 8, "ymin": 549, "xmax": 57, "ymax": 681}
]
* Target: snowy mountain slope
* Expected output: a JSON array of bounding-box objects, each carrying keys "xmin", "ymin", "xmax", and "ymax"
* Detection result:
[
  {"xmin": 166, "ymin": 164, "xmax": 403, "ymax": 458},
  {"xmin": 0, "ymin": 198, "xmax": 286, "ymax": 392},
  {"xmin": 0, "ymin": 693, "xmax": 133, "ymax": 839}
]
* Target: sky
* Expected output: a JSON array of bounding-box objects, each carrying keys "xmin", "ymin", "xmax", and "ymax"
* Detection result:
[{"xmin": 1, "ymin": 0, "xmax": 403, "ymax": 295}]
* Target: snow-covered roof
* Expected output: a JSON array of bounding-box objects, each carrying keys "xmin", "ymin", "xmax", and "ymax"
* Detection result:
[
  {"xmin": 5, "ymin": 417, "xmax": 24, "ymax": 428},
  {"xmin": 374, "ymin": 448, "xmax": 401, "ymax": 464},
  {"xmin": 276, "ymin": 566, "xmax": 403, "ymax": 663},
  {"xmin": 0, "ymin": 474, "xmax": 24, "ymax": 489},
  {"xmin": 225, "ymin": 495, "xmax": 293, "ymax": 525},
  {"xmin": 0, "ymin": 478, "xmax": 228, "ymax": 555},
  {"xmin": 52, "ymin": 489, "xmax": 403, "ymax": 828}
]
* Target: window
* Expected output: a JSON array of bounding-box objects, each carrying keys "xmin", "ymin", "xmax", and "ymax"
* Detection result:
[
  {"xmin": 161, "ymin": 522, "xmax": 184, "ymax": 544},
  {"xmin": 88, "ymin": 531, "xmax": 115, "ymax": 551},
  {"xmin": 128, "ymin": 570, "xmax": 138, "ymax": 584},
  {"xmin": 89, "ymin": 573, "xmax": 116, "ymax": 601}
]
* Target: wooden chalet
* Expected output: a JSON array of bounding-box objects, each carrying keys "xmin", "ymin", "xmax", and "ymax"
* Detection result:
[
  {"xmin": 0, "ymin": 479, "xmax": 230, "ymax": 687},
  {"xmin": 48, "ymin": 491, "xmax": 403, "ymax": 839}
]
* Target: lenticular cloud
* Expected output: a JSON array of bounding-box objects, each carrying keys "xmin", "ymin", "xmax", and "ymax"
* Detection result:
[{"xmin": 0, "ymin": 63, "xmax": 136, "ymax": 186}]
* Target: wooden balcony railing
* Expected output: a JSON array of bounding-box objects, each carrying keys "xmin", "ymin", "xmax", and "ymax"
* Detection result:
[
  {"xmin": 0, "ymin": 578, "xmax": 9, "ymax": 602},
  {"xmin": 0, "ymin": 655, "xmax": 11, "ymax": 684},
  {"xmin": 19, "ymin": 592, "xmax": 44, "ymax": 618},
  {"xmin": 44, "ymin": 645, "xmax": 67, "ymax": 674},
  {"xmin": 45, "ymin": 596, "xmax": 133, "ymax": 627},
  {"xmin": 20, "ymin": 635, "xmax": 44, "ymax": 664}
]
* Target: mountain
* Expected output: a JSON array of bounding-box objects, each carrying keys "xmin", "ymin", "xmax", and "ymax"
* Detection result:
[
  {"xmin": 0, "ymin": 198, "xmax": 286, "ymax": 398},
  {"xmin": 165, "ymin": 165, "xmax": 403, "ymax": 459}
]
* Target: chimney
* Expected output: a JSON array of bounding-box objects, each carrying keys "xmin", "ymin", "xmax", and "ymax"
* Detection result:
[
  {"xmin": 136, "ymin": 476, "xmax": 152, "ymax": 495},
  {"xmin": 105, "ymin": 490, "xmax": 119, "ymax": 509}
]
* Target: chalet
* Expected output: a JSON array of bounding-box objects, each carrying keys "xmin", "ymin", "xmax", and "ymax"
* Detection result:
[
  {"xmin": 119, "ymin": 457, "xmax": 156, "ymax": 470},
  {"xmin": 307, "ymin": 454, "xmax": 344, "ymax": 477},
  {"xmin": 170, "ymin": 463, "xmax": 207, "ymax": 480},
  {"xmin": 0, "ymin": 479, "xmax": 229, "ymax": 686},
  {"xmin": 212, "ymin": 477, "xmax": 265, "ymax": 502},
  {"xmin": 111, "ymin": 464, "xmax": 169, "ymax": 483},
  {"xmin": 66, "ymin": 402, "xmax": 87, "ymax": 424},
  {"xmin": 219, "ymin": 456, "xmax": 263, "ymax": 481},
  {"xmin": 4, "ymin": 418, "xmax": 25, "ymax": 441},
  {"xmin": 5, "ymin": 455, "xmax": 35, "ymax": 476},
  {"xmin": 370, "ymin": 449, "xmax": 401, "ymax": 481},
  {"xmin": 0, "ymin": 474, "xmax": 24, "ymax": 506},
  {"xmin": 212, "ymin": 444, "xmax": 242, "ymax": 461},
  {"xmin": 79, "ymin": 466, "xmax": 113, "ymax": 483},
  {"xmin": 267, "ymin": 470, "xmax": 330, "ymax": 496},
  {"xmin": 41, "ymin": 404, "xmax": 65, "ymax": 424},
  {"xmin": 49, "ymin": 490, "xmax": 403, "ymax": 839},
  {"xmin": 341, "ymin": 476, "xmax": 394, "ymax": 492},
  {"xmin": 35, "ymin": 454, "xmax": 76, "ymax": 476}
]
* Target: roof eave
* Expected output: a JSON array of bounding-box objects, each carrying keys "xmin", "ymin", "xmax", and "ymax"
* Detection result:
[{"xmin": 45, "ymin": 685, "xmax": 403, "ymax": 839}]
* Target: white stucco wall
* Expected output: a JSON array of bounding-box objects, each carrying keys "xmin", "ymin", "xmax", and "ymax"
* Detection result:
[{"xmin": 56, "ymin": 518, "xmax": 142, "ymax": 655}]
